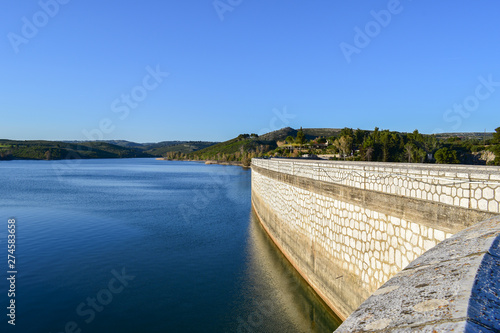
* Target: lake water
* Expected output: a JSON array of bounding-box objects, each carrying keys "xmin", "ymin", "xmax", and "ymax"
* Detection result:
[{"xmin": 0, "ymin": 158, "xmax": 341, "ymax": 332}]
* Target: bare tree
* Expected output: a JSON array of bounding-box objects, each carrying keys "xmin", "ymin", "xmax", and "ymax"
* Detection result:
[
  {"xmin": 365, "ymin": 147, "xmax": 374, "ymax": 161},
  {"xmin": 334, "ymin": 136, "xmax": 353, "ymax": 160},
  {"xmin": 405, "ymin": 143, "xmax": 414, "ymax": 163}
]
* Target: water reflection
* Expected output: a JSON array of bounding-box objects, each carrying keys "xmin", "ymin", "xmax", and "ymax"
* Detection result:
[{"xmin": 226, "ymin": 210, "xmax": 342, "ymax": 332}]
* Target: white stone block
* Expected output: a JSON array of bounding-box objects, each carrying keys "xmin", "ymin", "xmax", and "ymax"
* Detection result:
[
  {"xmin": 443, "ymin": 186, "xmax": 452, "ymax": 196},
  {"xmin": 392, "ymin": 217, "xmax": 401, "ymax": 226},
  {"xmin": 387, "ymin": 224, "xmax": 395, "ymax": 236},
  {"xmin": 353, "ymin": 229, "xmax": 359, "ymax": 239},
  {"xmin": 483, "ymin": 187, "xmax": 495, "ymax": 200},
  {"xmin": 488, "ymin": 200, "xmax": 499, "ymax": 213},
  {"xmin": 405, "ymin": 229, "xmax": 412, "ymax": 241},
  {"xmin": 395, "ymin": 249, "xmax": 402, "ymax": 267},
  {"xmin": 478, "ymin": 199, "xmax": 488, "ymax": 211},
  {"xmin": 471, "ymin": 173, "xmax": 490, "ymax": 181},
  {"xmin": 434, "ymin": 229, "xmax": 445, "ymax": 242},
  {"xmin": 410, "ymin": 234, "xmax": 418, "ymax": 246},
  {"xmin": 401, "ymin": 256, "xmax": 409, "ymax": 269},
  {"xmin": 471, "ymin": 199, "xmax": 478, "ymax": 209},
  {"xmin": 443, "ymin": 195, "xmax": 454, "ymax": 206},
  {"xmin": 383, "ymin": 263, "xmax": 391, "ymax": 275},
  {"xmin": 391, "ymin": 237, "xmax": 398, "ymax": 248}
]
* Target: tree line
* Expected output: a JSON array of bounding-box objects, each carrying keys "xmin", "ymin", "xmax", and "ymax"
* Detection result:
[{"xmin": 274, "ymin": 127, "xmax": 500, "ymax": 165}]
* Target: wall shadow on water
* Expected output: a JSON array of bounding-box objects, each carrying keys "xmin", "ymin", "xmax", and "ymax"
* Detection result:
[{"xmin": 225, "ymin": 209, "xmax": 342, "ymax": 332}]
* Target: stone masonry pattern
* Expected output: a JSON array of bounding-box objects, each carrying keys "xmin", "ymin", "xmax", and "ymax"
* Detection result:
[
  {"xmin": 252, "ymin": 159, "xmax": 500, "ymax": 214},
  {"xmin": 252, "ymin": 170, "xmax": 454, "ymax": 292}
]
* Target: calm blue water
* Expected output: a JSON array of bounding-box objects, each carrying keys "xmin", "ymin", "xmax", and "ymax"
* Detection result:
[{"xmin": 0, "ymin": 158, "xmax": 340, "ymax": 332}]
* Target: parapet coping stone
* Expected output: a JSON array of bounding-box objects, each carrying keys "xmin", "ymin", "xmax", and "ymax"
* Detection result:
[
  {"xmin": 335, "ymin": 215, "xmax": 500, "ymax": 332},
  {"xmin": 259, "ymin": 158, "xmax": 500, "ymax": 174}
]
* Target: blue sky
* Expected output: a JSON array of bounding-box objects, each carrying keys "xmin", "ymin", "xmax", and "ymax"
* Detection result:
[{"xmin": 1, "ymin": 0, "xmax": 499, "ymax": 142}]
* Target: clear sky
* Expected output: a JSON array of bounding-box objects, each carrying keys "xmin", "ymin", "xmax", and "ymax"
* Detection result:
[{"xmin": 1, "ymin": 0, "xmax": 499, "ymax": 142}]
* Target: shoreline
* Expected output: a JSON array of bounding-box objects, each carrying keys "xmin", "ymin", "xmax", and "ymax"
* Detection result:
[{"xmin": 156, "ymin": 157, "xmax": 250, "ymax": 168}]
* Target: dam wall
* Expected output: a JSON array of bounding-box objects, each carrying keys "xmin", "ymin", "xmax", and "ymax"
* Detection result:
[
  {"xmin": 251, "ymin": 158, "xmax": 500, "ymax": 320},
  {"xmin": 336, "ymin": 215, "xmax": 500, "ymax": 332}
]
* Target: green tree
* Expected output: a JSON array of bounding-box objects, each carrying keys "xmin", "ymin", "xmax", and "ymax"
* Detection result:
[
  {"xmin": 492, "ymin": 127, "xmax": 500, "ymax": 144},
  {"xmin": 434, "ymin": 147, "xmax": 459, "ymax": 164},
  {"xmin": 491, "ymin": 127, "xmax": 500, "ymax": 165},
  {"xmin": 285, "ymin": 136, "xmax": 295, "ymax": 144},
  {"xmin": 241, "ymin": 153, "xmax": 251, "ymax": 167},
  {"xmin": 354, "ymin": 129, "xmax": 367, "ymax": 145},
  {"xmin": 339, "ymin": 127, "xmax": 354, "ymax": 138},
  {"xmin": 380, "ymin": 131, "xmax": 391, "ymax": 162},
  {"xmin": 416, "ymin": 148, "xmax": 427, "ymax": 163},
  {"xmin": 296, "ymin": 128, "xmax": 305, "ymax": 145}
]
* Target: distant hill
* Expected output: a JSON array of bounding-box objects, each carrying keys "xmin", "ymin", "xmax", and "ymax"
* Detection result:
[
  {"xmin": 161, "ymin": 133, "xmax": 277, "ymax": 166},
  {"xmin": 303, "ymin": 128, "xmax": 343, "ymax": 140},
  {"xmin": 102, "ymin": 140, "xmax": 150, "ymax": 148},
  {"xmin": 0, "ymin": 140, "xmax": 150, "ymax": 160},
  {"xmin": 257, "ymin": 127, "xmax": 343, "ymax": 142},
  {"xmin": 144, "ymin": 141, "xmax": 217, "ymax": 155},
  {"xmin": 258, "ymin": 127, "xmax": 297, "ymax": 141},
  {"xmin": 64, "ymin": 139, "xmax": 147, "ymax": 148},
  {"xmin": 188, "ymin": 134, "xmax": 275, "ymax": 159},
  {"xmin": 434, "ymin": 132, "xmax": 493, "ymax": 140},
  {"xmin": 0, "ymin": 139, "xmax": 218, "ymax": 160}
]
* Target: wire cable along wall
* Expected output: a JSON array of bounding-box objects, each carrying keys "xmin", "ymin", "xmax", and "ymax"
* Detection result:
[{"xmin": 253, "ymin": 158, "xmax": 500, "ymax": 213}]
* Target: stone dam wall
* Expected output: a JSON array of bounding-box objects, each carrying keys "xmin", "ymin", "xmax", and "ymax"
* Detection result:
[
  {"xmin": 336, "ymin": 215, "xmax": 500, "ymax": 332},
  {"xmin": 250, "ymin": 158, "xmax": 500, "ymax": 324}
]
